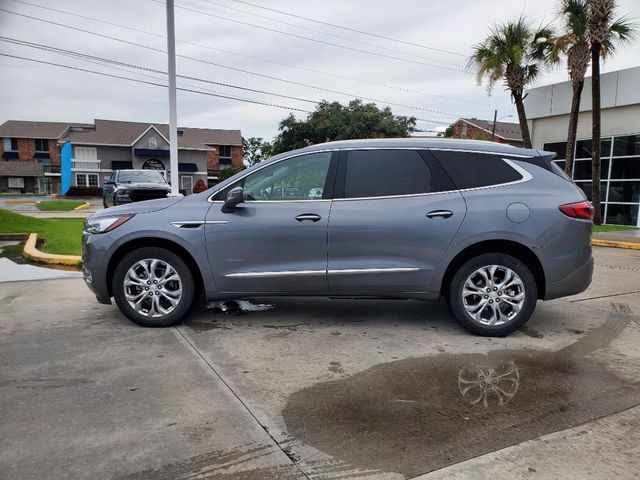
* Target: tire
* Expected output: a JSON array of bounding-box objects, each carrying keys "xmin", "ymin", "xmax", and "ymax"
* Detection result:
[
  {"xmin": 102, "ymin": 198, "xmax": 108, "ymax": 209},
  {"xmin": 112, "ymin": 247, "xmax": 195, "ymax": 327},
  {"xmin": 448, "ymin": 253, "xmax": 537, "ymax": 336}
]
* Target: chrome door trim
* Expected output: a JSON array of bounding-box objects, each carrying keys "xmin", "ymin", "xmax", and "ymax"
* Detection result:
[
  {"xmin": 226, "ymin": 269, "xmax": 325, "ymax": 278},
  {"xmin": 328, "ymin": 267, "xmax": 420, "ymax": 275},
  {"xmin": 170, "ymin": 220, "xmax": 228, "ymax": 228}
]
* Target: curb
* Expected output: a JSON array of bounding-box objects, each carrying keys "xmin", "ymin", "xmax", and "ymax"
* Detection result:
[
  {"xmin": 592, "ymin": 239, "xmax": 640, "ymax": 251},
  {"xmin": 73, "ymin": 202, "xmax": 91, "ymax": 211},
  {"xmin": 22, "ymin": 233, "xmax": 83, "ymax": 267}
]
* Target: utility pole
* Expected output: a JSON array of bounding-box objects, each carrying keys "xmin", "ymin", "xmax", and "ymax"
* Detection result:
[
  {"xmin": 490, "ymin": 109, "xmax": 497, "ymax": 141},
  {"xmin": 166, "ymin": 0, "xmax": 180, "ymax": 196}
]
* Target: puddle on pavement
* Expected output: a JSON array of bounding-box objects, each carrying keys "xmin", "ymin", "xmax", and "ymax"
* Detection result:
[
  {"xmin": 283, "ymin": 314, "xmax": 639, "ymax": 477},
  {"xmin": 0, "ymin": 241, "xmax": 27, "ymax": 263}
]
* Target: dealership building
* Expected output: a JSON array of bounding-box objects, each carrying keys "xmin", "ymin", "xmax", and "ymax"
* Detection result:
[{"xmin": 525, "ymin": 66, "xmax": 640, "ymax": 226}]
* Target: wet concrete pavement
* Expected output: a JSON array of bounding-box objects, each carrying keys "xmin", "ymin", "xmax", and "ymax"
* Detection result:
[{"xmin": 1, "ymin": 246, "xmax": 639, "ymax": 479}]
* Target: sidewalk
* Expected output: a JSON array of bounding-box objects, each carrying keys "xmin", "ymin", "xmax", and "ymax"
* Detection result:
[{"xmin": 593, "ymin": 229, "xmax": 640, "ymax": 244}]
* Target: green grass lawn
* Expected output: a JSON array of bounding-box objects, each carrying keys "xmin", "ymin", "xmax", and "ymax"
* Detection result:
[
  {"xmin": 36, "ymin": 199, "xmax": 86, "ymax": 211},
  {"xmin": 0, "ymin": 209, "xmax": 83, "ymax": 255},
  {"xmin": 593, "ymin": 224, "xmax": 639, "ymax": 233}
]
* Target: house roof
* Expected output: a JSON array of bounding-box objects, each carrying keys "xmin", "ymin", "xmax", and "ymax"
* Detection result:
[
  {"xmin": 0, "ymin": 121, "xmax": 77, "ymax": 139},
  {"xmin": 0, "ymin": 119, "xmax": 242, "ymax": 148},
  {"xmin": 0, "ymin": 161, "xmax": 44, "ymax": 177},
  {"xmin": 62, "ymin": 119, "xmax": 242, "ymax": 148},
  {"xmin": 459, "ymin": 118, "xmax": 522, "ymax": 142}
]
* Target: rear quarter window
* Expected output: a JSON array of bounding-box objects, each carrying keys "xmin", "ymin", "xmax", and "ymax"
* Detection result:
[{"xmin": 430, "ymin": 151, "xmax": 523, "ymax": 189}]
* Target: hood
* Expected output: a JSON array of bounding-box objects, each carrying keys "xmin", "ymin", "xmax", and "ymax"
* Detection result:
[{"xmin": 92, "ymin": 196, "xmax": 184, "ymax": 218}]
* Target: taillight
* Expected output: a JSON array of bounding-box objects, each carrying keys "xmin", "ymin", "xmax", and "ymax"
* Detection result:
[{"xmin": 559, "ymin": 201, "xmax": 594, "ymax": 220}]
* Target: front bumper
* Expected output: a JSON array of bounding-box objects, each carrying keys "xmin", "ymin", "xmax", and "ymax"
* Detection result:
[
  {"xmin": 82, "ymin": 232, "xmax": 112, "ymax": 304},
  {"xmin": 544, "ymin": 255, "xmax": 594, "ymax": 300}
]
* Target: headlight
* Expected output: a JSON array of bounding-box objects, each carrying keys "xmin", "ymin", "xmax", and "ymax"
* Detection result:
[
  {"xmin": 116, "ymin": 188, "xmax": 131, "ymax": 195},
  {"xmin": 83, "ymin": 215, "xmax": 134, "ymax": 234}
]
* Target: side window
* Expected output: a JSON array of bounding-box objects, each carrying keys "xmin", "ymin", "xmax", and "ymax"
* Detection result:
[
  {"xmin": 217, "ymin": 152, "xmax": 333, "ymax": 201},
  {"xmin": 431, "ymin": 151, "xmax": 523, "ymax": 189},
  {"xmin": 344, "ymin": 150, "xmax": 432, "ymax": 198}
]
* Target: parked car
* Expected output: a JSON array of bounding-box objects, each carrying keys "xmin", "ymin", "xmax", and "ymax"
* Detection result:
[
  {"xmin": 82, "ymin": 139, "xmax": 593, "ymax": 336},
  {"xmin": 102, "ymin": 169, "xmax": 171, "ymax": 207}
]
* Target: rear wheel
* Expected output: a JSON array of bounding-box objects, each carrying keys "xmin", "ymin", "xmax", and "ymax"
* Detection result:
[
  {"xmin": 448, "ymin": 253, "xmax": 537, "ymax": 336},
  {"xmin": 112, "ymin": 247, "xmax": 195, "ymax": 327}
]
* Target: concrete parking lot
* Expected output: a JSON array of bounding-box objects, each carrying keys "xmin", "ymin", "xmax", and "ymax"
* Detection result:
[{"xmin": 1, "ymin": 246, "xmax": 640, "ymax": 479}]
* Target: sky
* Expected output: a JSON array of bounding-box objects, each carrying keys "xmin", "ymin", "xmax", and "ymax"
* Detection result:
[{"xmin": 0, "ymin": 0, "xmax": 638, "ymax": 141}]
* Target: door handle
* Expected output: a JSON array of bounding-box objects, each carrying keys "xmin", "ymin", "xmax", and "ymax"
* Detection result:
[
  {"xmin": 295, "ymin": 213, "xmax": 321, "ymax": 222},
  {"xmin": 426, "ymin": 210, "xmax": 453, "ymax": 219}
]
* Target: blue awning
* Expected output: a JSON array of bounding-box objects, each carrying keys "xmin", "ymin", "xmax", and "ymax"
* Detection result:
[
  {"xmin": 34, "ymin": 152, "xmax": 50, "ymax": 159},
  {"xmin": 134, "ymin": 148, "xmax": 170, "ymax": 157},
  {"xmin": 112, "ymin": 161, "xmax": 133, "ymax": 170},
  {"xmin": 2, "ymin": 152, "xmax": 18, "ymax": 160},
  {"xmin": 178, "ymin": 163, "xmax": 198, "ymax": 172}
]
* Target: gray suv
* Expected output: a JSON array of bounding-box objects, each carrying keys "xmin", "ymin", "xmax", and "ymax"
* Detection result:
[{"xmin": 82, "ymin": 139, "xmax": 594, "ymax": 336}]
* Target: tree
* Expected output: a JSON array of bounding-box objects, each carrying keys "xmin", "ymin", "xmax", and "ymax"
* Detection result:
[
  {"xmin": 551, "ymin": 0, "xmax": 634, "ymax": 178},
  {"xmin": 271, "ymin": 100, "xmax": 416, "ymax": 154},
  {"xmin": 242, "ymin": 137, "xmax": 273, "ymax": 166},
  {"xmin": 217, "ymin": 167, "xmax": 240, "ymax": 182},
  {"xmin": 470, "ymin": 17, "xmax": 555, "ymax": 149},
  {"xmin": 586, "ymin": 0, "xmax": 635, "ymax": 224}
]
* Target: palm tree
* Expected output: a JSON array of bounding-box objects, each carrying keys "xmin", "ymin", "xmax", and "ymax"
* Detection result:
[
  {"xmin": 470, "ymin": 17, "xmax": 555, "ymax": 149},
  {"xmin": 586, "ymin": 0, "xmax": 635, "ymax": 224}
]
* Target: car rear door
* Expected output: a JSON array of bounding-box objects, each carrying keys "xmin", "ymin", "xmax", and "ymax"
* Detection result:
[
  {"xmin": 204, "ymin": 151, "xmax": 337, "ymax": 294},
  {"xmin": 327, "ymin": 148, "xmax": 466, "ymax": 293}
]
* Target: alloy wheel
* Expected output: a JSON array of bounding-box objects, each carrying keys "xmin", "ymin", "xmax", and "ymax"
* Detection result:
[{"xmin": 123, "ymin": 258, "xmax": 183, "ymax": 317}]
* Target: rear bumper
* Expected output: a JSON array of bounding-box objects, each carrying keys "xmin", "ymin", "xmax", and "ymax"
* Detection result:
[{"xmin": 544, "ymin": 255, "xmax": 594, "ymax": 300}]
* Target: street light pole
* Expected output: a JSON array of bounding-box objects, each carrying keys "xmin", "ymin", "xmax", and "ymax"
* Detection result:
[
  {"xmin": 166, "ymin": 0, "xmax": 180, "ymax": 196},
  {"xmin": 491, "ymin": 109, "xmax": 498, "ymax": 141}
]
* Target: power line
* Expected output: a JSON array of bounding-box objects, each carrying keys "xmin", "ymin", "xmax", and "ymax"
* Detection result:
[
  {"xmin": 6, "ymin": 0, "xmax": 495, "ymax": 108},
  {"xmin": 155, "ymin": 0, "xmax": 469, "ymax": 74},
  {"xmin": 0, "ymin": 9, "xmax": 466, "ymax": 119},
  {"xmin": 0, "ymin": 37, "xmax": 448, "ymax": 124},
  {"xmin": 192, "ymin": 0, "xmax": 464, "ymax": 68},
  {"xmin": 222, "ymin": 0, "xmax": 468, "ymax": 57},
  {"xmin": 0, "ymin": 52, "xmax": 312, "ymax": 112}
]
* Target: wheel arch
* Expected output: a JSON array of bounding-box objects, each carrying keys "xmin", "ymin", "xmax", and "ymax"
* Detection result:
[
  {"xmin": 106, "ymin": 237, "xmax": 205, "ymax": 300},
  {"xmin": 439, "ymin": 240, "xmax": 546, "ymax": 300}
]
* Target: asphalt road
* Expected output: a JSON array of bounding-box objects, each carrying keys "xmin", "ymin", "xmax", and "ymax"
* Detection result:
[{"xmin": 1, "ymin": 246, "xmax": 640, "ymax": 480}]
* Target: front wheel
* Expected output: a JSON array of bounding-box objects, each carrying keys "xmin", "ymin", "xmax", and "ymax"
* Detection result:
[
  {"xmin": 448, "ymin": 253, "xmax": 537, "ymax": 336},
  {"xmin": 112, "ymin": 247, "xmax": 195, "ymax": 327}
]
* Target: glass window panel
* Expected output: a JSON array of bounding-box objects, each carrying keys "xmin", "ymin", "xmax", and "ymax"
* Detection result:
[
  {"xmin": 572, "ymin": 159, "xmax": 609, "ymax": 180},
  {"xmin": 605, "ymin": 203, "xmax": 639, "ymax": 226},
  {"xmin": 76, "ymin": 174, "xmax": 87, "ymax": 187},
  {"xmin": 243, "ymin": 152, "xmax": 331, "ymax": 201},
  {"xmin": 613, "ymin": 135, "xmax": 640, "ymax": 157},
  {"xmin": 553, "ymin": 160, "xmax": 566, "ymax": 172},
  {"xmin": 575, "ymin": 182, "xmax": 606, "ymax": 202},
  {"xmin": 607, "ymin": 182, "xmax": 640, "ymax": 203},
  {"xmin": 88, "ymin": 174, "xmax": 99, "ymax": 187},
  {"xmin": 575, "ymin": 139, "xmax": 612, "ymax": 159},
  {"xmin": 610, "ymin": 157, "xmax": 640, "ymax": 179},
  {"xmin": 543, "ymin": 142, "xmax": 567, "ymax": 160}
]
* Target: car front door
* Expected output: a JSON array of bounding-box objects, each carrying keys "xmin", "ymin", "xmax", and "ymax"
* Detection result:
[
  {"xmin": 327, "ymin": 148, "xmax": 466, "ymax": 293},
  {"xmin": 205, "ymin": 151, "xmax": 337, "ymax": 294}
]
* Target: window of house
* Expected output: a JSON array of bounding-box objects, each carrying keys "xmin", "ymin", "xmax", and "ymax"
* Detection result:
[
  {"xmin": 542, "ymin": 142, "xmax": 567, "ymax": 160},
  {"xmin": 35, "ymin": 139, "xmax": 48, "ymax": 152},
  {"xmin": 8, "ymin": 177, "xmax": 25, "ymax": 189},
  {"xmin": 344, "ymin": 150, "xmax": 434, "ymax": 198},
  {"xmin": 75, "ymin": 147, "xmax": 97, "ymax": 160},
  {"xmin": 149, "ymin": 137, "xmax": 158, "ymax": 148},
  {"xmin": 3, "ymin": 138, "xmax": 18, "ymax": 151},
  {"xmin": 431, "ymin": 151, "xmax": 523, "ymax": 189},
  {"xmin": 76, "ymin": 173, "xmax": 99, "ymax": 187},
  {"xmin": 218, "ymin": 145, "xmax": 231, "ymax": 158},
  {"xmin": 613, "ymin": 135, "xmax": 640, "ymax": 157}
]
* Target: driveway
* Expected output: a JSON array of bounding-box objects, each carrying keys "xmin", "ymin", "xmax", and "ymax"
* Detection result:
[
  {"xmin": 0, "ymin": 196, "xmax": 103, "ymax": 218},
  {"xmin": 1, "ymin": 247, "xmax": 639, "ymax": 479}
]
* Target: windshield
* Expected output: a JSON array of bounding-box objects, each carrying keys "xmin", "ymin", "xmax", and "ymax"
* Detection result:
[{"xmin": 118, "ymin": 170, "xmax": 167, "ymax": 184}]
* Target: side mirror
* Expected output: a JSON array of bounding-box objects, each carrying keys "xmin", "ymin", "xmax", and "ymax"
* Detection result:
[{"xmin": 222, "ymin": 186, "xmax": 244, "ymax": 213}]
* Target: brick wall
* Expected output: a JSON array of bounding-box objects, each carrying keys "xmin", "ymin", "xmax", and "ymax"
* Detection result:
[
  {"xmin": 49, "ymin": 139, "xmax": 60, "ymax": 167},
  {"xmin": 231, "ymin": 145, "xmax": 243, "ymax": 170},
  {"xmin": 451, "ymin": 121, "xmax": 492, "ymax": 142},
  {"xmin": 18, "ymin": 138, "xmax": 35, "ymax": 161},
  {"xmin": 206, "ymin": 149, "xmax": 219, "ymax": 171}
]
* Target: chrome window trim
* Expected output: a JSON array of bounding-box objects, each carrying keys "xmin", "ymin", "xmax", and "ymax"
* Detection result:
[{"xmin": 207, "ymin": 147, "xmax": 534, "ymax": 203}]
